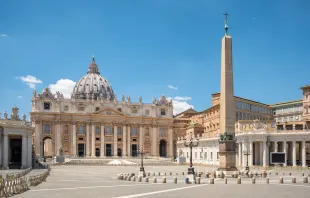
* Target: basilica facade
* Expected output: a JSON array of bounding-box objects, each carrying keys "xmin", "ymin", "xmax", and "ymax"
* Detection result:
[{"xmin": 31, "ymin": 57, "xmax": 188, "ymax": 159}]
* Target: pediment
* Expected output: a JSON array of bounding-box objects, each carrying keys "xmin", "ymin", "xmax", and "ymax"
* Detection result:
[{"xmin": 93, "ymin": 107, "xmax": 126, "ymax": 116}]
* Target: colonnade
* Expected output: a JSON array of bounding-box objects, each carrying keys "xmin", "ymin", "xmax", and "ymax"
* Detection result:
[{"xmin": 237, "ymin": 140, "xmax": 308, "ymax": 167}]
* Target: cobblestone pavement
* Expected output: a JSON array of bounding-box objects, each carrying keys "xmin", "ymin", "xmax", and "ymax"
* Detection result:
[{"xmin": 13, "ymin": 166, "xmax": 310, "ymax": 198}]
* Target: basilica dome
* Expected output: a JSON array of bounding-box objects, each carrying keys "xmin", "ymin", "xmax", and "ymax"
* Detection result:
[{"xmin": 72, "ymin": 57, "xmax": 115, "ymax": 101}]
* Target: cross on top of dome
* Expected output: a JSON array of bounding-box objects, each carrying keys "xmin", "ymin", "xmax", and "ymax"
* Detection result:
[{"xmin": 88, "ymin": 56, "xmax": 100, "ymax": 74}]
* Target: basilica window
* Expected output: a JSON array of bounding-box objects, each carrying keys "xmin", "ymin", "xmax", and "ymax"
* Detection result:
[
  {"xmin": 95, "ymin": 126, "xmax": 100, "ymax": 135},
  {"xmin": 105, "ymin": 126, "xmax": 112, "ymax": 134},
  {"xmin": 78, "ymin": 125, "xmax": 85, "ymax": 134},
  {"xmin": 118, "ymin": 108, "xmax": 122, "ymax": 112},
  {"xmin": 78, "ymin": 107, "xmax": 85, "ymax": 111},
  {"xmin": 145, "ymin": 110, "xmax": 150, "ymax": 115},
  {"xmin": 95, "ymin": 107, "xmax": 100, "ymax": 111},
  {"xmin": 161, "ymin": 128, "xmax": 165, "ymax": 137},
  {"xmin": 117, "ymin": 127, "xmax": 122, "ymax": 135},
  {"xmin": 132, "ymin": 109, "xmax": 137, "ymax": 114},
  {"xmin": 64, "ymin": 106, "xmax": 68, "ymax": 111},
  {"xmin": 131, "ymin": 127, "xmax": 137, "ymax": 135},
  {"xmin": 161, "ymin": 109, "xmax": 166, "ymax": 116},
  {"xmin": 43, "ymin": 124, "xmax": 51, "ymax": 134},
  {"xmin": 145, "ymin": 128, "xmax": 149, "ymax": 136},
  {"xmin": 44, "ymin": 102, "xmax": 50, "ymax": 110}
]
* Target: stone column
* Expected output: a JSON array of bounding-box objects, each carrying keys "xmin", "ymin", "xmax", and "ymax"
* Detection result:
[
  {"xmin": 35, "ymin": 121, "xmax": 42, "ymax": 157},
  {"xmin": 114, "ymin": 126, "xmax": 117, "ymax": 156},
  {"xmin": 260, "ymin": 142, "xmax": 263, "ymax": 166},
  {"xmin": 86, "ymin": 123, "xmax": 90, "ymax": 156},
  {"xmin": 249, "ymin": 141, "xmax": 253, "ymax": 166},
  {"xmin": 27, "ymin": 134, "xmax": 32, "ymax": 168},
  {"xmin": 3, "ymin": 133, "xmax": 8, "ymax": 169},
  {"xmin": 56, "ymin": 122, "xmax": 61, "ymax": 155},
  {"xmin": 152, "ymin": 126, "xmax": 157, "ymax": 156},
  {"xmin": 127, "ymin": 125, "xmax": 131, "ymax": 156},
  {"xmin": 283, "ymin": 141, "xmax": 287, "ymax": 166},
  {"xmin": 91, "ymin": 124, "xmax": 95, "ymax": 157},
  {"xmin": 100, "ymin": 124, "xmax": 105, "ymax": 157},
  {"xmin": 139, "ymin": 125, "xmax": 143, "ymax": 149},
  {"xmin": 238, "ymin": 142, "xmax": 242, "ymax": 166},
  {"xmin": 72, "ymin": 123, "xmax": 76, "ymax": 157},
  {"xmin": 263, "ymin": 141, "xmax": 267, "ymax": 167},
  {"xmin": 274, "ymin": 141, "xmax": 278, "ymax": 152},
  {"xmin": 242, "ymin": 141, "xmax": 246, "ymax": 166},
  {"xmin": 0, "ymin": 135, "xmax": 2, "ymax": 166},
  {"xmin": 292, "ymin": 141, "xmax": 296, "ymax": 166},
  {"xmin": 168, "ymin": 127, "xmax": 173, "ymax": 158},
  {"xmin": 122, "ymin": 125, "xmax": 127, "ymax": 156},
  {"xmin": 266, "ymin": 142, "xmax": 270, "ymax": 166},
  {"xmin": 302, "ymin": 140, "xmax": 306, "ymax": 167},
  {"xmin": 22, "ymin": 135, "xmax": 27, "ymax": 168}
]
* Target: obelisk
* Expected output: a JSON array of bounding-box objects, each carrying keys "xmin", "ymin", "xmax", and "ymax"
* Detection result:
[{"xmin": 218, "ymin": 12, "xmax": 237, "ymax": 173}]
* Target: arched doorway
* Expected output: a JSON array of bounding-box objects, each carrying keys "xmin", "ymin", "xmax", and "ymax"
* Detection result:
[
  {"xmin": 43, "ymin": 137, "xmax": 53, "ymax": 158},
  {"xmin": 159, "ymin": 139, "xmax": 167, "ymax": 157},
  {"xmin": 117, "ymin": 148, "xmax": 122, "ymax": 157},
  {"xmin": 95, "ymin": 148, "xmax": 100, "ymax": 157}
]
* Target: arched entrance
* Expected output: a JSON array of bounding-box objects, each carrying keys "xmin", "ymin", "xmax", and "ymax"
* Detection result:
[
  {"xmin": 117, "ymin": 148, "xmax": 122, "ymax": 157},
  {"xmin": 159, "ymin": 139, "xmax": 167, "ymax": 157},
  {"xmin": 43, "ymin": 137, "xmax": 53, "ymax": 158}
]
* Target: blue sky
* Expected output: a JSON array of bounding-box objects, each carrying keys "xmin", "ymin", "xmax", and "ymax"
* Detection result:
[{"xmin": 0, "ymin": 0, "xmax": 309, "ymax": 117}]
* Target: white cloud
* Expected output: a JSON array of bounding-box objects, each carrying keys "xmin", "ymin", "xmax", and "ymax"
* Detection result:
[
  {"xmin": 168, "ymin": 85, "xmax": 178, "ymax": 90},
  {"xmin": 17, "ymin": 96, "xmax": 23, "ymax": 99},
  {"xmin": 18, "ymin": 75, "xmax": 42, "ymax": 89},
  {"xmin": 48, "ymin": 79, "xmax": 76, "ymax": 99},
  {"xmin": 167, "ymin": 96, "xmax": 194, "ymax": 115},
  {"xmin": 0, "ymin": 34, "xmax": 8, "ymax": 37}
]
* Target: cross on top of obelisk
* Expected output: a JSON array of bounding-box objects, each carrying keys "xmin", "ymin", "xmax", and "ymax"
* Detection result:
[{"xmin": 223, "ymin": 12, "xmax": 229, "ymax": 35}]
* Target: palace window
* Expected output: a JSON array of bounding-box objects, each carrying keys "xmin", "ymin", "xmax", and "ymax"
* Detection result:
[
  {"xmin": 210, "ymin": 152, "xmax": 213, "ymax": 160},
  {"xmin": 64, "ymin": 105, "xmax": 68, "ymax": 111},
  {"xmin": 105, "ymin": 126, "xmax": 112, "ymax": 134},
  {"xmin": 117, "ymin": 127, "xmax": 122, "ymax": 135},
  {"xmin": 161, "ymin": 109, "xmax": 166, "ymax": 116},
  {"xmin": 78, "ymin": 107, "xmax": 85, "ymax": 111},
  {"xmin": 131, "ymin": 127, "xmax": 137, "ymax": 135},
  {"xmin": 117, "ymin": 108, "xmax": 122, "ymax": 112},
  {"xmin": 145, "ymin": 110, "xmax": 150, "ymax": 115},
  {"xmin": 78, "ymin": 125, "xmax": 85, "ymax": 134},
  {"xmin": 132, "ymin": 109, "xmax": 138, "ymax": 114},
  {"xmin": 95, "ymin": 126, "xmax": 100, "ymax": 135},
  {"xmin": 44, "ymin": 102, "xmax": 50, "ymax": 110},
  {"xmin": 95, "ymin": 107, "xmax": 100, "ymax": 111},
  {"xmin": 161, "ymin": 128, "xmax": 165, "ymax": 137},
  {"xmin": 204, "ymin": 152, "xmax": 207, "ymax": 160},
  {"xmin": 43, "ymin": 124, "xmax": 50, "ymax": 134},
  {"xmin": 96, "ymin": 138, "xmax": 100, "ymax": 141}
]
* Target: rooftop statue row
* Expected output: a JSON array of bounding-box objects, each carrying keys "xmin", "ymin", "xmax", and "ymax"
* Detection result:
[{"xmin": 0, "ymin": 107, "xmax": 27, "ymax": 121}]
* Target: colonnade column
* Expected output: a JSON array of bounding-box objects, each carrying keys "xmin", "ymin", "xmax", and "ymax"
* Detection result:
[
  {"xmin": 86, "ymin": 123, "xmax": 90, "ymax": 156},
  {"xmin": 249, "ymin": 141, "xmax": 253, "ymax": 166},
  {"xmin": 127, "ymin": 125, "xmax": 131, "ymax": 156},
  {"xmin": 27, "ymin": 134, "xmax": 32, "ymax": 168},
  {"xmin": 3, "ymin": 133, "xmax": 8, "ymax": 169},
  {"xmin": 238, "ymin": 142, "xmax": 242, "ymax": 166},
  {"xmin": 266, "ymin": 142, "xmax": 270, "ymax": 166},
  {"xmin": 114, "ymin": 126, "xmax": 117, "ymax": 156},
  {"xmin": 260, "ymin": 142, "xmax": 263, "ymax": 166},
  {"xmin": 22, "ymin": 135, "xmax": 27, "ymax": 168},
  {"xmin": 283, "ymin": 141, "xmax": 287, "ymax": 166},
  {"xmin": 100, "ymin": 124, "xmax": 105, "ymax": 157},
  {"xmin": 35, "ymin": 121, "xmax": 42, "ymax": 157},
  {"xmin": 91, "ymin": 124, "xmax": 95, "ymax": 157},
  {"xmin": 152, "ymin": 126, "xmax": 158, "ymax": 156},
  {"xmin": 302, "ymin": 140, "xmax": 306, "ymax": 167},
  {"xmin": 168, "ymin": 127, "xmax": 173, "ymax": 158},
  {"xmin": 0, "ymin": 135, "xmax": 2, "ymax": 166},
  {"xmin": 263, "ymin": 141, "xmax": 267, "ymax": 167},
  {"xmin": 139, "ymin": 125, "xmax": 143, "ymax": 149},
  {"xmin": 292, "ymin": 141, "xmax": 296, "ymax": 166},
  {"xmin": 122, "ymin": 125, "xmax": 127, "ymax": 156},
  {"xmin": 72, "ymin": 123, "xmax": 76, "ymax": 157},
  {"xmin": 242, "ymin": 141, "xmax": 246, "ymax": 166},
  {"xmin": 56, "ymin": 122, "xmax": 61, "ymax": 155},
  {"xmin": 274, "ymin": 141, "xmax": 278, "ymax": 152}
]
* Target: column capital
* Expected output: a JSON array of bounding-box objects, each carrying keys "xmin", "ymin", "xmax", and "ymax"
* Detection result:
[{"xmin": 35, "ymin": 120, "xmax": 42, "ymax": 124}]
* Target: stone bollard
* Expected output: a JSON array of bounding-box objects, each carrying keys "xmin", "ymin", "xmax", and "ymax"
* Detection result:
[
  {"xmin": 303, "ymin": 177, "xmax": 308, "ymax": 183},
  {"xmin": 249, "ymin": 172, "xmax": 253, "ymax": 178},
  {"xmin": 252, "ymin": 177, "xmax": 256, "ymax": 184},
  {"xmin": 292, "ymin": 177, "xmax": 296, "ymax": 183},
  {"xmin": 138, "ymin": 176, "xmax": 142, "ymax": 182},
  {"xmin": 159, "ymin": 172, "xmax": 161, "ymax": 176},
  {"xmin": 153, "ymin": 177, "xmax": 157, "ymax": 183},
  {"xmin": 196, "ymin": 177, "xmax": 201, "ymax": 184},
  {"xmin": 185, "ymin": 178, "xmax": 189, "ymax": 184},
  {"xmin": 148, "ymin": 172, "xmax": 150, "ymax": 177},
  {"xmin": 266, "ymin": 178, "xmax": 269, "ymax": 184},
  {"xmin": 162, "ymin": 177, "xmax": 166, "ymax": 183},
  {"xmin": 210, "ymin": 178, "xmax": 214, "ymax": 184},
  {"xmin": 224, "ymin": 177, "xmax": 227, "ymax": 184},
  {"xmin": 279, "ymin": 177, "xmax": 283, "ymax": 184},
  {"xmin": 124, "ymin": 175, "xmax": 128, "ymax": 180},
  {"xmin": 173, "ymin": 177, "xmax": 177, "ymax": 184},
  {"xmin": 302, "ymin": 172, "xmax": 304, "ymax": 176},
  {"xmin": 132, "ymin": 176, "xmax": 136, "ymax": 182},
  {"xmin": 128, "ymin": 176, "xmax": 131, "ymax": 181},
  {"xmin": 145, "ymin": 177, "xmax": 149, "ymax": 183},
  {"xmin": 237, "ymin": 177, "xmax": 241, "ymax": 184}
]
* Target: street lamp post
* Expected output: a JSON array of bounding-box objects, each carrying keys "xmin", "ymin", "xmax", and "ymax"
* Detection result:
[
  {"xmin": 183, "ymin": 133, "xmax": 199, "ymax": 175},
  {"xmin": 137, "ymin": 146, "xmax": 147, "ymax": 177},
  {"xmin": 243, "ymin": 149, "xmax": 251, "ymax": 176}
]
